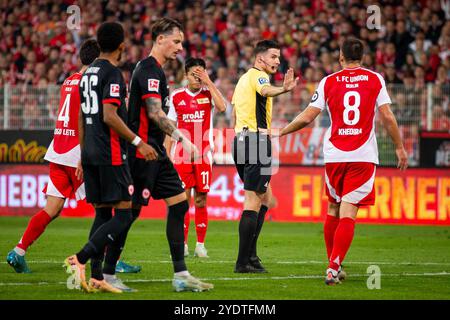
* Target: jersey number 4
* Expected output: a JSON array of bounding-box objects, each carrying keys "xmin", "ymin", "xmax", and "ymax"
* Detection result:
[
  {"xmin": 58, "ymin": 93, "xmax": 71, "ymax": 127},
  {"xmin": 343, "ymin": 91, "xmax": 360, "ymax": 125},
  {"xmin": 80, "ymin": 75, "xmax": 99, "ymax": 114}
]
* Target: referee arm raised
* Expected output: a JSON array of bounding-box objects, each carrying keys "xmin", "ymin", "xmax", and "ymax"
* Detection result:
[{"xmin": 231, "ymin": 40, "xmax": 298, "ymax": 273}]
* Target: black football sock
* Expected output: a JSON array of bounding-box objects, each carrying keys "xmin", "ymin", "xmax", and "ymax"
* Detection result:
[
  {"xmin": 166, "ymin": 201, "xmax": 189, "ymax": 273},
  {"xmin": 77, "ymin": 208, "xmax": 132, "ymax": 265},
  {"xmin": 103, "ymin": 208, "xmax": 141, "ymax": 275},
  {"xmin": 87, "ymin": 207, "xmax": 112, "ymax": 279},
  {"xmin": 236, "ymin": 210, "xmax": 258, "ymax": 266},
  {"xmin": 89, "ymin": 207, "xmax": 113, "ymax": 239},
  {"xmin": 90, "ymin": 253, "xmax": 104, "ymax": 280},
  {"xmin": 250, "ymin": 205, "xmax": 268, "ymax": 258}
]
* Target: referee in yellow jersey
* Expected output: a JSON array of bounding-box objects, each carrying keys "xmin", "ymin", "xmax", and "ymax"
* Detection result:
[{"xmin": 232, "ymin": 40, "xmax": 298, "ymax": 273}]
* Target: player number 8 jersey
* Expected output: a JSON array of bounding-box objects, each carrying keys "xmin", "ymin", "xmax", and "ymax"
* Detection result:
[{"xmin": 310, "ymin": 67, "xmax": 392, "ymax": 164}]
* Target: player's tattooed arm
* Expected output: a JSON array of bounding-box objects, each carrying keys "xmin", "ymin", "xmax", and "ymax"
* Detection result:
[
  {"xmin": 144, "ymin": 97, "xmax": 178, "ymax": 136},
  {"xmin": 145, "ymin": 98, "xmax": 199, "ymax": 159}
]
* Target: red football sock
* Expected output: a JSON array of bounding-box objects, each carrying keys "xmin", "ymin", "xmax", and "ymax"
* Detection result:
[
  {"xmin": 324, "ymin": 214, "xmax": 340, "ymax": 259},
  {"xmin": 195, "ymin": 206, "xmax": 208, "ymax": 244},
  {"xmin": 184, "ymin": 209, "xmax": 190, "ymax": 244},
  {"xmin": 16, "ymin": 210, "xmax": 52, "ymax": 252},
  {"xmin": 328, "ymin": 217, "xmax": 355, "ymax": 271}
]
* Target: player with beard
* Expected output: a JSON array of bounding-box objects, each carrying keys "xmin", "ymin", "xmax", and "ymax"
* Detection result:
[{"xmin": 231, "ymin": 40, "xmax": 298, "ymax": 273}]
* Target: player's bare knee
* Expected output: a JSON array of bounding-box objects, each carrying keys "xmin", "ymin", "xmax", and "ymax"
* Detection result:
[
  {"xmin": 194, "ymin": 193, "xmax": 207, "ymax": 208},
  {"xmin": 44, "ymin": 197, "xmax": 65, "ymax": 218},
  {"xmin": 114, "ymin": 200, "xmax": 132, "ymax": 209},
  {"xmin": 328, "ymin": 202, "xmax": 340, "ymax": 217}
]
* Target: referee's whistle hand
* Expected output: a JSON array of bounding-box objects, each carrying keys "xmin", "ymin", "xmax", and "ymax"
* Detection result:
[{"xmin": 138, "ymin": 142, "xmax": 159, "ymax": 161}]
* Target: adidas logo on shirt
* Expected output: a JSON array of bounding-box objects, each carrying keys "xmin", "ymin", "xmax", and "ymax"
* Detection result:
[{"xmin": 179, "ymin": 100, "xmax": 186, "ymax": 106}]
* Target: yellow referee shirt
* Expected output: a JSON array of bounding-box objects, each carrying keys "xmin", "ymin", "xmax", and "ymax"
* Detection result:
[{"xmin": 232, "ymin": 67, "xmax": 272, "ymax": 133}]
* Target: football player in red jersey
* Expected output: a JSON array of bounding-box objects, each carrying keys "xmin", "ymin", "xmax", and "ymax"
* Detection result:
[
  {"xmin": 279, "ymin": 38, "xmax": 408, "ymax": 285},
  {"xmin": 6, "ymin": 40, "xmax": 100, "ymax": 273},
  {"xmin": 166, "ymin": 58, "xmax": 227, "ymax": 258}
]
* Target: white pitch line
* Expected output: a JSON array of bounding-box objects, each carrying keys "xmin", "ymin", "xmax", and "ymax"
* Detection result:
[
  {"xmin": 0, "ymin": 272, "xmax": 449, "ymax": 287},
  {"xmin": 2, "ymin": 260, "xmax": 450, "ymax": 266}
]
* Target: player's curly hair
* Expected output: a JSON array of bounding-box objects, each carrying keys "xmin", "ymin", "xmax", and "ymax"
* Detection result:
[
  {"xmin": 96, "ymin": 22, "xmax": 124, "ymax": 53},
  {"xmin": 79, "ymin": 39, "xmax": 100, "ymax": 65}
]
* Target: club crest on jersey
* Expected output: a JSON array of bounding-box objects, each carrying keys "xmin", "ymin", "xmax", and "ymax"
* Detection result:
[
  {"xmin": 258, "ymin": 77, "xmax": 269, "ymax": 85},
  {"xmin": 128, "ymin": 185, "xmax": 134, "ymax": 195},
  {"xmin": 142, "ymin": 188, "xmax": 150, "ymax": 199},
  {"xmin": 110, "ymin": 84, "xmax": 120, "ymax": 97},
  {"xmin": 148, "ymin": 79, "xmax": 160, "ymax": 92},
  {"xmin": 311, "ymin": 91, "xmax": 319, "ymax": 102}
]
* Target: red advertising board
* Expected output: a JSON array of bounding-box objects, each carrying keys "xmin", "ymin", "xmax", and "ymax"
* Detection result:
[{"xmin": 0, "ymin": 164, "xmax": 449, "ymax": 225}]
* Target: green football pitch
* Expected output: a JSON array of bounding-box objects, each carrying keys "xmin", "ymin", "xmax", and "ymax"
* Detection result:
[{"xmin": 0, "ymin": 217, "xmax": 449, "ymax": 300}]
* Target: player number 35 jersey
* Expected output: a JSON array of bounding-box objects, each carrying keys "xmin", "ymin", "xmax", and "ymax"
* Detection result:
[{"xmin": 310, "ymin": 67, "xmax": 392, "ymax": 164}]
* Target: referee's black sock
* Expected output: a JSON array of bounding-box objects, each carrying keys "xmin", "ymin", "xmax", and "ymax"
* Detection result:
[
  {"xmin": 250, "ymin": 205, "xmax": 268, "ymax": 258},
  {"xmin": 76, "ymin": 208, "xmax": 132, "ymax": 265},
  {"xmin": 103, "ymin": 208, "xmax": 141, "ymax": 275},
  {"xmin": 166, "ymin": 201, "xmax": 189, "ymax": 273},
  {"xmin": 236, "ymin": 210, "xmax": 257, "ymax": 266},
  {"xmin": 88, "ymin": 207, "xmax": 112, "ymax": 279}
]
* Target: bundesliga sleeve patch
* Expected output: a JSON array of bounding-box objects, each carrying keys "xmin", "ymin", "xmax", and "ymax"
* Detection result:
[
  {"xmin": 148, "ymin": 79, "xmax": 160, "ymax": 92},
  {"xmin": 258, "ymin": 77, "xmax": 269, "ymax": 85},
  {"xmin": 110, "ymin": 84, "xmax": 120, "ymax": 97}
]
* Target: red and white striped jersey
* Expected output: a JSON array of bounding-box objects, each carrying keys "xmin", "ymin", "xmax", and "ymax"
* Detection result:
[
  {"xmin": 44, "ymin": 72, "xmax": 82, "ymax": 168},
  {"xmin": 310, "ymin": 67, "xmax": 392, "ymax": 164},
  {"xmin": 168, "ymin": 87, "xmax": 214, "ymax": 161}
]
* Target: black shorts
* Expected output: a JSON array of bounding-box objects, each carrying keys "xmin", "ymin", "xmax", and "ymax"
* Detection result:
[
  {"xmin": 232, "ymin": 132, "xmax": 272, "ymax": 193},
  {"xmin": 82, "ymin": 164, "xmax": 133, "ymax": 204},
  {"xmin": 129, "ymin": 156, "xmax": 185, "ymax": 205}
]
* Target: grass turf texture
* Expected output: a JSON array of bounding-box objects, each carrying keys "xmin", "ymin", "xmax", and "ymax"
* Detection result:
[{"xmin": 0, "ymin": 217, "xmax": 449, "ymax": 300}]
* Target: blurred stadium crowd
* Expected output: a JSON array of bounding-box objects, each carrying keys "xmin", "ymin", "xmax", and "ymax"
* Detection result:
[{"xmin": 0, "ymin": 0, "xmax": 449, "ymax": 135}]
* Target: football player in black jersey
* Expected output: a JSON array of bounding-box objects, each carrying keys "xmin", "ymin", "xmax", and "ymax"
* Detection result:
[
  {"xmin": 125, "ymin": 18, "xmax": 213, "ymax": 292},
  {"xmin": 64, "ymin": 22, "xmax": 157, "ymax": 293}
]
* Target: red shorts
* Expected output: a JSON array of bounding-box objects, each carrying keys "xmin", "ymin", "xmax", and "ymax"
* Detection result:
[
  {"xmin": 174, "ymin": 160, "xmax": 212, "ymax": 193},
  {"xmin": 43, "ymin": 163, "xmax": 85, "ymax": 200},
  {"xmin": 324, "ymin": 162, "xmax": 376, "ymax": 206}
]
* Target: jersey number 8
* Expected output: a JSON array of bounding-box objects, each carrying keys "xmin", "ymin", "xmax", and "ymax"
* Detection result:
[
  {"xmin": 343, "ymin": 91, "xmax": 360, "ymax": 125},
  {"xmin": 80, "ymin": 75, "xmax": 99, "ymax": 115}
]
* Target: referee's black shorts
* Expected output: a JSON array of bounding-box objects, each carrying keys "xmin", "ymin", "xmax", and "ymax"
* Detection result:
[
  {"xmin": 232, "ymin": 131, "xmax": 272, "ymax": 193},
  {"xmin": 129, "ymin": 156, "xmax": 185, "ymax": 205},
  {"xmin": 83, "ymin": 164, "xmax": 133, "ymax": 204}
]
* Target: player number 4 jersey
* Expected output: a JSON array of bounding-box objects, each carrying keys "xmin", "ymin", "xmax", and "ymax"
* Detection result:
[
  {"xmin": 310, "ymin": 67, "xmax": 392, "ymax": 164},
  {"xmin": 44, "ymin": 72, "xmax": 82, "ymax": 168}
]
